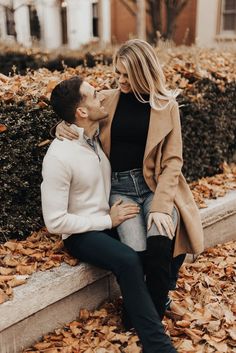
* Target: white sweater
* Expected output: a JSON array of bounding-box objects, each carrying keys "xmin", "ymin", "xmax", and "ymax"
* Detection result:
[{"xmin": 41, "ymin": 125, "xmax": 112, "ymax": 239}]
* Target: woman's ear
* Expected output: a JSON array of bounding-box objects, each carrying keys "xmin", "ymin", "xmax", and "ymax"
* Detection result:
[{"xmin": 76, "ymin": 106, "xmax": 88, "ymax": 119}]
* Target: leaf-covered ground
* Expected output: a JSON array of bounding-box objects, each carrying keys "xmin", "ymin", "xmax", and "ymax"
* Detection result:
[
  {"xmin": 0, "ymin": 163, "xmax": 235, "ymax": 305},
  {"xmin": 0, "ymin": 47, "xmax": 235, "ymax": 107},
  {"xmin": 21, "ymin": 240, "xmax": 236, "ymax": 353}
]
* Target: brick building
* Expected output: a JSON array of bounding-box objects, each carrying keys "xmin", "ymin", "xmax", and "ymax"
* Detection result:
[{"xmin": 0, "ymin": 0, "xmax": 235, "ymax": 49}]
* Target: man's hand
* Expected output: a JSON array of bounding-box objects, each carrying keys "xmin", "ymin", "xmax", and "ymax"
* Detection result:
[
  {"xmin": 56, "ymin": 121, "xmax": 79, "ymax": 141},
  {"xmin": 147, "ymin": 212, "xmax": 175, "ymax": 240},
  {"xmin": 110, "ymin": 199, "xmax": 140, "ymax": 227}
]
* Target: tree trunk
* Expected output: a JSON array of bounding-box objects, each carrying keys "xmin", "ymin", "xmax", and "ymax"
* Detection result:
[
  {"xmin": 136, "ymin": 0, "xmax": 146, "ymax": 39},
  {"xmin": 164, "ymin": 0, "xmax": 189, "ymax": 39},
  {"xmin": 148, "ymin": 0, "xmax": 162, "ymax": 43}
]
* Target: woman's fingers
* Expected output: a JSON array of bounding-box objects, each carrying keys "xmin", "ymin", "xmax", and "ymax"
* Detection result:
[
  {"xmin": 55, "ymin": 131, "xmax": 64, "ymax": 141},
  {"xmin": 161, "ymin": 219, "xmax": 173, "ymax": 239},
  {"xmin": 148, "ymin": 212, "xmax": 175, "ymax": 239},
  {"xmin": 56, "ymin": 121, "xmax": 79, "ymax": 140}
]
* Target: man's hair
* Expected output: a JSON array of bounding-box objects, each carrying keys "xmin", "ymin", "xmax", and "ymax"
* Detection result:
[{"xmin": 50, "ymin": 76, "xmax": 84, "ymax": 123}]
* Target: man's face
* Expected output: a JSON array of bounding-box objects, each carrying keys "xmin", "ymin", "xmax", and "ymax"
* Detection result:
[{"xmin": 79, "ymin": 81, "xmax": 108, "ymax": 121}]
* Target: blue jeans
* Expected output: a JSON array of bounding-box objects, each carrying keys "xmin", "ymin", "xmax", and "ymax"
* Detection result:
[
  {"xmin": 110, "ymin": 168, "xmax": 178, "ymax": 251},
  {"xmin": 110, "ymin": 168, "xmax": 183, "ymax": 318}
]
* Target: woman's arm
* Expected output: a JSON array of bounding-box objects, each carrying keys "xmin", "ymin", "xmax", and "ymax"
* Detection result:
[
  {"xmin": 151, "ymin": 101, "xmax": 183, "ymax": 216},
  {"xmin": 148, "ymin": 102, "xmax": 183, "ymax": 238}
]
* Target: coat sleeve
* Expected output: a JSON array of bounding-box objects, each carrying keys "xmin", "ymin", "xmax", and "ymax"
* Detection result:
[
  {"xmin": 150, "ymin": 101, "xmax": 183, "ymax": 215},
  {"xmin": 41, "ymin": 155, "xmax": 112, "ymax": 234}
]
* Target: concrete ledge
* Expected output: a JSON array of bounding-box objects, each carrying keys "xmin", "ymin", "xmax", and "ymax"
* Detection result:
[
  {"xmin": 0, "ymin": 263, "xmax": 112, "ymax": 332},
  {"xmin": 200, "ymin": 189, "xmax": 236, "ymax": 248},
  {"xmin": 1, "ymin": 275, "xmax": 119, "ymax": 353},
  {"xmin": 0, "ymin": 190, "xmax": 236, "ymax": 352}
]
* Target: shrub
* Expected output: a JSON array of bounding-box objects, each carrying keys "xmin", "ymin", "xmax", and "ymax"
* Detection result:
[
  {"xmin": 0, "ymin": 102, "xmax": 57, "ymax": 241},
  {"xmin": 179, "ymin": 79, "xmax": 236, "ymax": 181}
]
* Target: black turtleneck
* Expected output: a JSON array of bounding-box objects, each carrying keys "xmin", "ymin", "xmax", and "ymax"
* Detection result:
[{"xmin": 110, "ymin": 92, "xmax": 151, "ymax": 172}]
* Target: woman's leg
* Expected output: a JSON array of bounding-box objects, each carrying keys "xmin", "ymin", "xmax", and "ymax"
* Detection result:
[
  {"xmin": 64, "ymin": 231, "xmax": 177, "ymax": 353},
  {"xmin": 143, "ymin": 193, "xmax": 179, "ymax": 319}
]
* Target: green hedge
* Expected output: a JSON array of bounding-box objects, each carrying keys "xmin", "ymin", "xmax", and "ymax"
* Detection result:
[
  {"xmin": 179, "ymin": 79, "xmax": 236, "ymax": 181},
  {"xmin": 0, "ymin": 51, "xmax": 112, "ymax": 75},
  {"xmin": 0, "ymin": 79, "xmax": 235, "ymax": 243},
  {"xmin": 0, "ymin": 102, "xmax": 57, "ymax": 241}
]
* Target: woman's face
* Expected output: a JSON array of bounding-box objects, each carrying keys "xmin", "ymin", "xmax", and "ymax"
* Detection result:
[{"xmin": 115, "ymin": 58, "xmax": 132, "ymax": 94}]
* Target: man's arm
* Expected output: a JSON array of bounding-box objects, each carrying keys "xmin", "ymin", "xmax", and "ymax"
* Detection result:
[{"xmin": 41, "ymin": 154, "xmax": 112, "ymax": 234}]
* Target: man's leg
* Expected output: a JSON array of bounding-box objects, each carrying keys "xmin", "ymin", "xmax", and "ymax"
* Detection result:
[{"xmin": 64, "ymin": 231, "xmax": 177, "ymax": 353}]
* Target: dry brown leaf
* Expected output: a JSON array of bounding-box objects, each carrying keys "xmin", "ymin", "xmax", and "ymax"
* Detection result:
[
  {"xmin": 33, "ymin": 341, "xmax": 53, "ymax": 350},
  {"xmin": 0, "ymin": 275, "xmax": 15, "ymax": 282},
  {"xmin": 0, "ymin": 288, "xmax": 9, "ymax": 304},
  {"xmin": 176, "ymin": 320, "xmax": 191, "ymax": 328},
  {"xmin": 79, "ymin": 308, "xmax": 90, "ymax": 321},
  {"xmin": 16, "ymin": 264, "xmax": 37, "ymax": 275},
  {"xmin": 0, "ymin": 266, "xmax": 15, "ymax": 275},
  {"xmin": 2, "ymin": 255, "xmax": 19, "ymax": 267},
  {"xmin": 7, "ymin": 277, "xmax": 27, "ymax": 287}
]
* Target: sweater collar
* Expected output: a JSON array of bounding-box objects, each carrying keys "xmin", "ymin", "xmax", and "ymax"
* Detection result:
[{"xmin": 70, "ymin": 124, "xmax": 99, "ymax": 144}]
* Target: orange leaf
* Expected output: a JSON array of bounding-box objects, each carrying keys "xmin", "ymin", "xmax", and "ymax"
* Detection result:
[{"xmin": 0, "ymin": 124, "xmax": 7, "ymax": 133}]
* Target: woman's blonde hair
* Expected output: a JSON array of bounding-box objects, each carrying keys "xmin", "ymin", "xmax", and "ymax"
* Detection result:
[{"xmin": 114, "ymin": 39, "xmax": 178, "ymax": 110}]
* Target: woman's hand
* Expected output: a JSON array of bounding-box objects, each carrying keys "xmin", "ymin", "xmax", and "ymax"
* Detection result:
[
  {"xmin": 55, "ymin": 121, "xmax": 79, "ymax": 141},
  {"xmin": 147, "ymin": 212, "xmax": 175, "ymax": 240}
]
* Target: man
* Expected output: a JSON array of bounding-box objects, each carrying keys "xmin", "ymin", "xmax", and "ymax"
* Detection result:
[{"xmin": 41, "ymin": 76, "xmax": 178, "ymax": 353}]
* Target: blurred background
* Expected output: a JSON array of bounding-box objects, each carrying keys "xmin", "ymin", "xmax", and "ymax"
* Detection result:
[{"xmin": 0, "ymin": 0, "xmax": 235, "ymax": 50}]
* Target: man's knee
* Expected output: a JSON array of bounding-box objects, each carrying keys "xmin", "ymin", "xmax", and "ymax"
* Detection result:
[{"xmin": 118, "ymin": 248, "xmax": 141, "ymax": 271}]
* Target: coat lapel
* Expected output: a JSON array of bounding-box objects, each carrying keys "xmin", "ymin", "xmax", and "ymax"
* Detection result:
[
  {"xmin": 100, "ymin": 89, "xmax": 120, "ymax": 157},
  {"xmin": 144, "ymin": 103, "xmax": 173, "ymax": 160},
  {"xmin": 100, "ymin": 89, "xmax": 173, "ymax": 160}
]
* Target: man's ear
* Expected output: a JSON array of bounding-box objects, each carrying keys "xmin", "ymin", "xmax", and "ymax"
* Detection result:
[{"xmin": 76, "ymin": 106, "xmax": 88, "ymax": 119}]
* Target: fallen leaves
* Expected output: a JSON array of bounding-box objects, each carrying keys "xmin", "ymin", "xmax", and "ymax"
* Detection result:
[
  {"xmin": 21, "ymin": 241, "xmax": 236, "ymax": 353},
  {"xmin": 167, "ymin": 240, "xmax": 236, "ymax": 353},
  {"xmin": 0, "ymin": 228, "xmax": 77, "ymax": 303},
  {"xmin": 23, "ymin": 304, "xmax": 141, "ymax": 353},
  {"xmin": 0, "ymin": 47, "xmax": 234, "ymax": 107},
  {"xmin": 190, "ymin": 162, "xmax": 236, "ymax": 208}
]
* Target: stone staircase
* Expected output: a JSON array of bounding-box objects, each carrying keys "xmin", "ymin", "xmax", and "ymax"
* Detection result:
[{"xmin": 1, "ymin": 190, "xmax": 236, "ymax": 353}]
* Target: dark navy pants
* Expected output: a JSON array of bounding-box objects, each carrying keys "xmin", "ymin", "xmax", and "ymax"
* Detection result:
[{"xmin": 64, "ymin": 231, "xmax": 178, "ymax": 353}]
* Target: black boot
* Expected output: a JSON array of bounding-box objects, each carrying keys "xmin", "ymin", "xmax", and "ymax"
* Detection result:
[
  {"xmin": 146, "ymin": 235, "xmax": 173, "ymax": 320},
  {"xmin": 169, "ymin": 253, "xmax": 186, "ymax": 290}
]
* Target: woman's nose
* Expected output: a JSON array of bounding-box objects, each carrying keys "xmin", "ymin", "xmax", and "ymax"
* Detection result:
[{"xmin": 119, "ymin": 74, "xmax": 126, "ymax": 84}]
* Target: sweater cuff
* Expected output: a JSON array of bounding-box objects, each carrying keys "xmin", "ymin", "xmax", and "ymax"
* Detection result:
[{"xmin": 91, "ymin": 215, "xmax": 112, "ymax": 231}]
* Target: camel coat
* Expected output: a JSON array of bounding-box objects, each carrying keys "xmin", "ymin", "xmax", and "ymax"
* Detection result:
[{"xmin": 99, "ymin": 88, "xmax": 204, "ymax": 257}]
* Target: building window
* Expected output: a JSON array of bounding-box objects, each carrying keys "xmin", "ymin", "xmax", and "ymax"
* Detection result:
[
  {"xmin": 92, "ymin": 1, "xmax": 99, "ymax": 37},
  {"xmin": 221, "ymin": 0, "xmax": 236, "ymax": 33},
  {"xmin": 60, "ymin": 0, "xmax": 68, "ymax": 44},
  {"xmin": 29, "ymin": 6, "xmax": 41, "ymax": 40},
  {"xmin": 5, "ymin": 7, "xmax": 16, "ymax": 36}
]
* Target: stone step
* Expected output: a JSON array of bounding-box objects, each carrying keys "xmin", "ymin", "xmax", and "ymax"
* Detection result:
[{"xmin": 1, "ymin": 190, "xmax": 236, "ymax": 353}]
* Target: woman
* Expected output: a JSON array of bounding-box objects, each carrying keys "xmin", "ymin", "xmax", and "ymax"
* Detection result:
[{"xmin": 55, "ymin": 38, "xmax": 204, "ymax": 345}]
